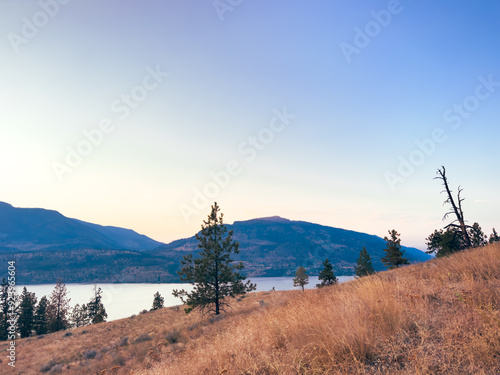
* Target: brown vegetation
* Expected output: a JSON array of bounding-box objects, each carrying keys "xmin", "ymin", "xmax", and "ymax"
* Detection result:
[{"xmin": 8, "ymin": 243, "xmax": 500, "ymax": 374}]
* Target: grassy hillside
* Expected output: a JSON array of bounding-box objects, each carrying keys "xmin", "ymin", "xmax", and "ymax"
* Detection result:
[{"xmin": 9, "ymin": 243, "xmax": 500, "ymax": 374}]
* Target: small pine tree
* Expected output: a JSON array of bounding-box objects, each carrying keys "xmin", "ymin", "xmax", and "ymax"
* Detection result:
[
  {"xmin": 70, "ymin": 303, "xmax": 90, "ymax": 328},
  {"xmin": 0, "ymin": 279, "xmax": 10, "ymax": 340},
  {"xmin": 34, "ymin": 296, "xmax": 49, "ymax": 335},
  {"xmin": 316, "ymin": 259, "xmax": 338, "ymax": 288},
  {"xmin": 381, "ymin": 230, "xmax": 409, "ymax": 269},
  {"xmin": 152, "ymin": 291, "xmax": 164, "ymax": 310},
  {"xmin": 87, "ymin": 286, "xmax": 107, "ymax": 324},
  {"xmin": 426, "ymin": 228, "xmax": 464, "ymax": 257},
  {"xmin": 293, "ymin": 266, "xmax": 309, "ymax": 291},
  {"xmin": 18, "ymin": 287, "xmax": 37, "ymax": 338},
  {"xmin": 47, "ymin": 279, "xmax": 71, "ymax": 332},
  {"xmin": 469, "ymin": 222, "xmax": 487, "ymax": 248},
  {"xmin": 173, "ymin": 203, "xmax": 256, "ymax": 315},
  {"xmin": 355, "ymin": 247, "xmax": 375, "ymax": 277},
  {"xmin": 489, "ymin": 228, "xmax": 500, "ymax": 244}
]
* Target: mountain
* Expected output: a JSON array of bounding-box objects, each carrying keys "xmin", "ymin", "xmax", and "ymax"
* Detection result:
[
  {"xmin": 0, "ymin": 202, "xmax": 431, "ymax": 283},
  {"xmin": 73, "ymin": 219, "xmax": 163, "ymax": 251},
  {"xmin": 0, "ymin": 202, "xmax": 163, "ymax": 252},
  {"xmin": 152, "ymin": 216, "xmax": 431, "ymax": 276}
]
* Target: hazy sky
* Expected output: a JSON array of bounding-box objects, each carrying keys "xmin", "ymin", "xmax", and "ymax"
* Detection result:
[{"xmin": 1, "ymin": 0, "xmax": 499, "ymax": 249}]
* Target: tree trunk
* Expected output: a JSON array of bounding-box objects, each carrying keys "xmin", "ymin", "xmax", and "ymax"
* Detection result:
[{"xmin": 436, "ymin": 167, "xmax": 472, "ymax": 248}]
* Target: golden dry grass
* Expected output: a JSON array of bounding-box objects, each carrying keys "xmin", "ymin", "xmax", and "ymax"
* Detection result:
[{"xmin": 7, "ymin": 243, "xmax": 500, "ymax": 374}]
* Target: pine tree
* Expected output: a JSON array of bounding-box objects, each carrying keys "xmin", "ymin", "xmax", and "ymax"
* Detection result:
[
  {"xmin": 293, "ymin": 266, "xmax": 309, "ymax": 291},
  {"xmin": 18, "ymin": 287, "xmax": 37, "ymax": 338},
  {"xmin": 0, "ymin": 279, "xmax": 9, "ymax": 340},
  {"xmin": 489, "ymin": 228, "xmax": 500, "ymax": 244},
  {"xmin": 173, "ymin": 203, "xmax": 256, "ymax": 315},
  {"xmin": 468, "ymin": 222, "xmax": 487, "ymax": 248},
  {"xmin": 426, "ymin": 227, "xmax": 464, "ymax": 257},
  {"xmin": 152, "ymin": 291, "xmax": 164, "ymax": 310},
  {"xmin": 34, "ymin": 296, "xmax": 49, "ymax": 335},
  {"xmin": 70, "ymin": 303, "xmax": 90, "ymax": 328},
  {"xmin": 87, "ymin": 286, "xmax": 107, "ymax": 324},
  {"xmin": 381, "ymin": 230, "xmax": 409, "ymax": 269},
  {"xmin": 355, "ymin": 247, "xmax": 375, "ymax": 277},
  {"xmin": 316, "ymin": 259, "xmax": 338, "ymax": 288},
  {"xmin": 47, "ymin": 279, "xmax": 71, "ymax": 332}
]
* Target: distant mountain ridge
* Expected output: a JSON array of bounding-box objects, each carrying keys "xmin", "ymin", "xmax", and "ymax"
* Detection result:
[
  {"xmin": 0, "ymin": 202, "xmax": 431, "ymax": 283},
  {"xmin": 0, "ymin": 202, "xmax": 163, "ymax": 252},
  {"xmin": 153, "ymin": 216, "xmax": 431, "ymax": 276}
]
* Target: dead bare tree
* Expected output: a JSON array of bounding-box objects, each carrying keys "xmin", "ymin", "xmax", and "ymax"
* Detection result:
[{"xmin": 435, "ymin": 166, "xmax": 472, "ymax": 248}]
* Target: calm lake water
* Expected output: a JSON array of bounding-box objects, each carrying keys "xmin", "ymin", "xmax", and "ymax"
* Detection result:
[{"xmin": 20, "ymin": 276, "xmax": 354, "ymax": 321}]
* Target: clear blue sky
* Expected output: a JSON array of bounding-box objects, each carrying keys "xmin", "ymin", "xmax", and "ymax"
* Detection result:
[{"xmin": 1, "ymin": 0, "xmax": 499, "ymax": 249}]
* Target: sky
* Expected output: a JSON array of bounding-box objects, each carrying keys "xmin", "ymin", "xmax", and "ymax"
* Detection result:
[{"xmin": 1, "ymin": 0, "xmax": 499, "ymax": 250}]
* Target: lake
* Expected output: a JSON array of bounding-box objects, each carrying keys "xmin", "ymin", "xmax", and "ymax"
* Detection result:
[{"xmin": 19, "ymin": 276, "xmax": 355, "ymax": 321}]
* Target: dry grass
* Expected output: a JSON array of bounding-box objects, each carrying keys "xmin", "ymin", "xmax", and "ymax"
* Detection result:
[{"xmin": 8, "ymin": 243, "xmax": 500, "ymax": 374}]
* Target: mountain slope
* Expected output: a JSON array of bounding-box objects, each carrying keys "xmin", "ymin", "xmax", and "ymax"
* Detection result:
[
  {"xmin": 0, "ymin": 202, "xmax": 163, "ymax": 252},
  {"xmin": 73, "ymin": 219, "xmax": 163, "ymax": 251},
  {"xmin": 152, "ymin": 216, "xmax": 431, "ymax": 276}
]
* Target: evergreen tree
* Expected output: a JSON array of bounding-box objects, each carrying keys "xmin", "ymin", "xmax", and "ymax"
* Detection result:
[
  {"xmin": 355, "ymin": 247, "xmax": 375, "ymax": 277},
  {"xmin": 34, "ymin": 296, "xmax": 49, "ymax": 335},
  {"xmin": 293, "ymin": 266, "xmax": 309, "ymax": 291},
  {"xmin": 47, "ymin": 279, "xmax": 71, "ymax": 332},
  {"xmin": 489, "ymin": 228, "xmax": 500, "ymax": 244},
  {"xmin": 87, "ymin": 286, "xmax": 107, "ymax": 324},
  {"xmin": 468, "ymin": 222, "xmax": 487, "ymax": 248},
  {"xmin": 381, "ymin": 230, "xmax": 409, "ymax": 269},
  {"xmin": 70, "ymin": 303, "xmax": 90, "ymax": 328},
  {"xmin": 316, "ymin": 259, "xmax": 338, "ymax": 288},
  {"xmin": 173, "ymin": 203, "xmax": 256, "ymax": 315},
  {"xmin": 426, "ymin": 227, "xmax": 464, "ymax": 257},
  {"xmin": 18, "ymin": 287, "xmax": 37, "ymax": 338},
  {"xmin": 0, "ymin": 279, "xmax": 9, "ymax": 340},
  {"xmin": 152, "ymin": 291, "xmax": 164, "ymax": 310}
]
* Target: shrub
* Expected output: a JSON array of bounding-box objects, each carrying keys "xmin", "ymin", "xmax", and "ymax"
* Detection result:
[
  {"xmin": 82, "ymin": 349, "xmax": 97, "ymax": 359},
  {"xmin": 134, "ymin": 333, "xmax": 152, "ymax": 343},
  {"xmin": 63, "ymin": 331, "xmax": 73, "ymax": 338},
  {"xmin": 209, "ymin": 314, "xmax": 224, "ymax": 324},
  {"xmin": 112, "ymin": 353, "xmax": 126, "ymax": 367},
  {"xmin": 48, "ymin": 364, "xmax": 63, "ymax": 374},
  {"xmin": 40, "ymin": 359, "xmax": 57, "ymax": 373},
  {"xmin": 165, "ymin": 330, "xmax": 182, "ymax": 344},
  {"xmin": 118, "ymin": 336, "xmax": 129, "ymax": 347}
]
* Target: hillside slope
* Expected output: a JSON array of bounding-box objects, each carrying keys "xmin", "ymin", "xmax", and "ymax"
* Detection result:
[
  {"xmin": 13, "ymin": 243, "xmax": 500, "ymax": 374},
  {"xmin": 153, "ymin": 216, "xmax": 430, "ymax": 275}
]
